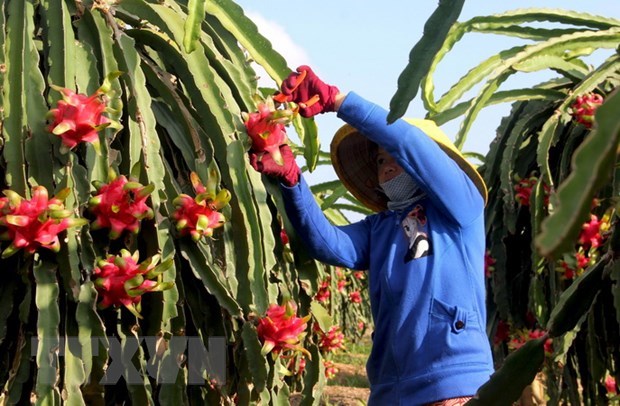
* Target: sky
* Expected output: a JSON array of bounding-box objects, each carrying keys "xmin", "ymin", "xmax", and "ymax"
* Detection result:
[{"xmin": 233, "ymin": 1, "xmax": 620, "ymax": 212}]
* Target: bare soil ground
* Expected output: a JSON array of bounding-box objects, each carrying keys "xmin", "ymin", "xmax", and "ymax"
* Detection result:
[
  {"xmin": 290, "ymin": 361, "xmax": 370, "ymax": 405},
  {"xmin": 322, "ymin": 362, "xmax": 370, "ymax": 405}
]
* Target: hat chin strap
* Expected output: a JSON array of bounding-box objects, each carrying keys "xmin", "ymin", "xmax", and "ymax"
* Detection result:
[{"xmin": 379, "ymin": 172, "xmax": 426, "ymax": 210}]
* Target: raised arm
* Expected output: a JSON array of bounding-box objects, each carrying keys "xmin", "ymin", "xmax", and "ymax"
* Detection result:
[
  {"xmin": 280, "ymin": 175, "xmax": 371, "ymax": 270},
  {"xmin": 336, "ymin": 92, "xmax": 484, "ymax": 225}
]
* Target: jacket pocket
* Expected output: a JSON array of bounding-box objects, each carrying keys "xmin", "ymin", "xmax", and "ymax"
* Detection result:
[{"xmin": 423, "ymin": 297, "xmax": 490, "ymax": 368}]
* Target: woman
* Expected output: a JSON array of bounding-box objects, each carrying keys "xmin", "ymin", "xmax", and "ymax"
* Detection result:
[{"xmin": 249, "ymin": 66, "xmax": 494, "ymax": 405}]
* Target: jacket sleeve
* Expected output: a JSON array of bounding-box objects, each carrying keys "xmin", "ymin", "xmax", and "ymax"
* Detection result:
[
  {"xmin": 280, "ymin": 176, "xmax": 371, "ymax": 270},
  {"xmin": 337, "ymin": 92, "xmax": 484, "ymax": 225}
]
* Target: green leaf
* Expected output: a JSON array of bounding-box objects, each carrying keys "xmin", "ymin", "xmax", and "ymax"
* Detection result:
[
  {"xmin": 310, "ymin": 302, "xmax": 332, "ymax": 333},
  {"xmin": 63, "ymin": 305, "xmax": 86, "ymax": 406},
  {"xmin": 466, "ymin": 9, "xmax": 620, "ymax": 31},
  {"xmin": 430, "ymin": 44, "xmax": 527, "ymax": 114},
  {"xmin": 179, "ymin": 240, "xmax": 242, "ymax": 316},
  {"xmin": 536, "ymin": 84, "xmax": 620, "ymax": 258},
  {"xmin": 116, "ymin": 312, "xmax": 154, "ymax": 405},
  {"xmin": 227, "ymin": 141, "xmax": 269, "ymax": 314},
  {"xmin": 205, "ymin": 0, "xmax": 289, "ymax": 84},
  {"xmin": 388, "ymin": 0, "xmax": 465, "ymax": 123},
  {"xmin": 3, "ymin": 0, "xmax": 29, "ymax": 195},
  {"xmin": 469, "ymin": 338, "xmax": 546, "ymax": 405},
  {"xmin": 546, "ymin": 256, "xmax": 607, "ymax": 337},
  {"xmin": 301, "ymin": 345, "xmax": 325, "ymax": 405},
  {"xmin": 430, "ymin": 88, "xmax": 566, "ymax": 126},
  {"xmin": 40, "ymin": 0, "xmax": 75, "ymax": 90},
  {"xmin": 455, "ymin": 28, "xmax": 620, "ymax": 149},
  {"xmin": 241, "ymin": 322, "xmax": 268, "ymax": 393},
  {"xmin": 33, "ymin": 259, "xmax": 62, "ymax": 405},
  {"xmin": 76, "ymin": 282, "xmax": 108, "ymax": 405},
  {"xmin": 183, "ymin": 0, "xmax": 206, "ymax": 53},
  {"xmin": 512, "ymin": 54, "xmax": 589, "ymax": 78}
]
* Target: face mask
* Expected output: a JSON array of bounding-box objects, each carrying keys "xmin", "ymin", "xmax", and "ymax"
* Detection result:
[{"xmin": 379, "ymin": 172, "xmax": 419, "ymax": 203}]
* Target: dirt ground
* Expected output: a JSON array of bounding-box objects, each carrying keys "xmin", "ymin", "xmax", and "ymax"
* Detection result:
[
  {"xmin": 323, "ymin": 362, "xmax": 370, "ymax": 405},
  {"xmin": 290, "ymin": 362, "xmax": 370, "ymax": 406},
  {"xmin": 322, "ymin": 385, "xmax": 370, "ymax": 405}
]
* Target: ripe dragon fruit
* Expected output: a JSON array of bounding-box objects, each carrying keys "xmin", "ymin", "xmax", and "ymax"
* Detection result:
[
  {"xmin": 242, "ymin": 98, "xmax": 294, "ymax": 165},
  {"xmin": 315, "ymin": 324, "xmax": 346, "ymax": 354},
  {"xmin": 571, "ymin": 92, "xmax": 604, "ymax": 129},
  {"xmin": 349, "ymin": 291, "xmax": 362, "ymax": 304},
  {"xmin": 93, "ymin": 249, "xmax": 174, "ymax": 318},
  {"xmin": 256, "ymin": 300, "xmax": 310, "ymax": 357},
  {"xmin": 47, "ymin": 88, "xmax": 109, "ymax": 153},
  {"xmin": 47, "ymin": 72, "xmax": 121, "ymax": 154},
  {"xmin": 172, "ymin": 171, "xmax": 230, "ymax": 242},
  {"xmin": 88, "ymin": 172, "xmax": 154, "ymax": 239},
  {"xmin": 0, "ymin": 186, "xmax": 86, "ymax": 258}
]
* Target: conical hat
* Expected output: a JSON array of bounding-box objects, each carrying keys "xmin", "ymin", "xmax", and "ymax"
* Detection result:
[{"xmin": 330, "ymin": 119, "xmax": 488, "ymax": 212}]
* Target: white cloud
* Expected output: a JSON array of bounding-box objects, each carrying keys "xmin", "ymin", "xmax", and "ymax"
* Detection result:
[{"xmin": 245, "ymin": 11, "xmax": 311, "ymax": 87}]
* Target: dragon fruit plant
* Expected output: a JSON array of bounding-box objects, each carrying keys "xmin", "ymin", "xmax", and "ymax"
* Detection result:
[
  {"xmin": 172, "ymin": 171, "xmax": 231, "ymax": 242},
  {"xmin": 242, "ymin": 98, "xmax": 295, "ymax": 165},
  {"xmin": 93, "ymin": 249, "xmax": 174, "ymax": 318},
  {"xmin": 88, "ymin": 171, "xmax": 155, "ymax": 239},
  {"xmin": 0, "ymin": 186, "xmax": 87, "ymax": 258}
]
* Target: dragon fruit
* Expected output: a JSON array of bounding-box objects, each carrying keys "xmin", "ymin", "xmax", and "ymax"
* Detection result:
[
  {"xmin": 0, "ymin": 186, "xmax": 86, "ymax": 258},
  {"xmin": 47, "ymin": 72, "xmax": 121, "ymax": 154},
  {"xmin": 256, "ymin": 300, "xmax": 310, "ymax": 357},
  {"xmin": 93, "ymin": 249, "xmax": 174, "ymax": 318},
  {"xmin": 571, "ymin": 92, "xmax": 604, "ymax": 129},
  {"xmin": 88, "ymin": 172, "xmax": 154, "ymax": 239},
  {"xmin": 242, "ymin": 99, "xmax": 294, "ymax": 165},
  {"xmin": 172, "ymin": 171, "xmax": 230, "ymax": 242},
  {"xmin": 47, "ymin": 88, "xmax": 109, "ymax": 154},
  {"xmin": 315, "ymin": 324, "xmax": 346, "ymax": 354}
]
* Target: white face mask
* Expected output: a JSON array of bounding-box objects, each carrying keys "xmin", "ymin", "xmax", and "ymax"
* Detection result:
[{"xmin": 379, "ymin": 172, "xmax": 419, "ymax": 203}]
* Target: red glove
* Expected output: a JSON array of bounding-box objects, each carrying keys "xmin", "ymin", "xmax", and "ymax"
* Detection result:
[
  {"xmin": 249, "ymin": 144, "xmax": 301, "ymax": 187},
  {"xmin": 274, "ymin": 65, "xmax": 340, "ymax": 118}
]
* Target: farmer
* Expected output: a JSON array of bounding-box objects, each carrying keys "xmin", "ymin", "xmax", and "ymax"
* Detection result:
[{"xmin": 249, "ymin": 66, "xmax": 494, "ymax": 405}]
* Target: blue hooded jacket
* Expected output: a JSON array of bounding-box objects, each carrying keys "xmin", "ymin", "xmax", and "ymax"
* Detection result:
[{"xmin": 280, "ymin": 92, "xmax": 494, "ymax": 405}]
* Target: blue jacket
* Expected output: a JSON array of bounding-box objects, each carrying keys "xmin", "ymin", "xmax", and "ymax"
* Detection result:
[{"xmin": 280, "ymin": 92, "xmax": 494, "ymax": 405}]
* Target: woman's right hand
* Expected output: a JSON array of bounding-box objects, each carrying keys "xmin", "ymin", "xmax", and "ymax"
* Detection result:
[{"xmin": 274, "ymin": 65, "xmax": 340, "ymax": 118}]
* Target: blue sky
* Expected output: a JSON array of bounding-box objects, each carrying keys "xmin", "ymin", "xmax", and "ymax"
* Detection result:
[{"xmin": 234, "ymin": 1, "xmax": 620, "ymax": 192}]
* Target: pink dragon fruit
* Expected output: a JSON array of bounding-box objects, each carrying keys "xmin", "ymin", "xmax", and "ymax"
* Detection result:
[
  {"xmin": 315, "ymin": 324, "xmax": 346, "ymax": 354},
  {"xmin": 242, "ymin": 99, "xmax": 294, "ymax": 165},
  {"xmin": 172, "ymin": 171, "xmax": 230, "ymax": 242},
  {"xmin": 571, "ymin": 92, "xmax": 604, "ymax": 129},
  {"xmin": 0, "ymin": 186, "xmax": 86, "ymax": 258},
  {"xmin": 47, "ymin": 72, "xmax": 121, "ymax": 154},
  {"xmin": 48, "ymin": 88, "xmax": 110, "ymax": 153},
  {"xmin": 256, "ymin": 300, "xmax": 310, "ymax": 356},
  {"xmin": 88, "ymin": 172, "xmax": 154, "ymax": 239},
  {"xmin": 93, "ymin": 249, "xmax": 174, "ymax": 318}
]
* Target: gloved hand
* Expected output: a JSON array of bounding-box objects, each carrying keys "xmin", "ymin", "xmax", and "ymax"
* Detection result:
[
  {"xmin": 249, "ymin": 144, "xmax": 301, "ymax": 187},
  {"xmin": 273, "ymin": 65, "xmax": 340, "ymax": 118}
]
